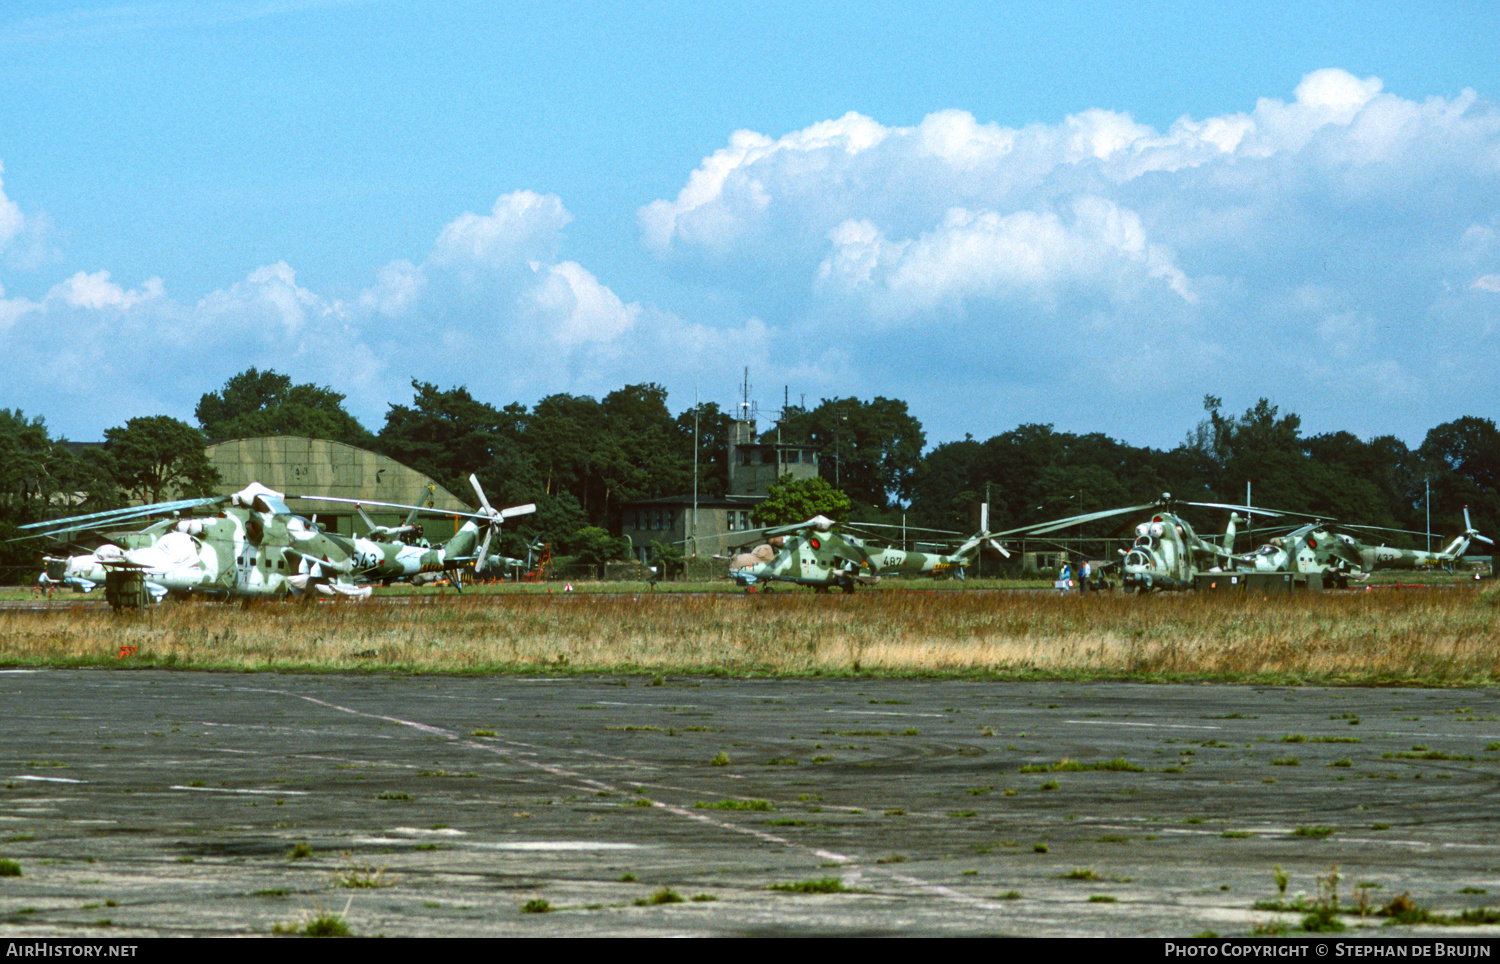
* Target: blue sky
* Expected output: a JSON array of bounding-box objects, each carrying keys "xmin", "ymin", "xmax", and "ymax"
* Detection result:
[{"xmin": 1, "ymin": 0, "xmax": 1497, "ymax": 455}]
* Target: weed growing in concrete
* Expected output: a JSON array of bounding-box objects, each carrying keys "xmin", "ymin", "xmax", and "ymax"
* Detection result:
[
  {"xmin": 1383, "ymin": 750, "xmax": 1473, "ymax": 761},
  {"xmin": 637, "ymin": 888, "xmax": 683, "ymax": 905},
  {"xmin": 1019, "ymin": 758, "xmax": 1143, "ymax": 773},
  {"xmin": 695, "ymin": 799, "xmax": 772, "ymax": 811},
  {"xmin": 275, "ymin": 906, "xmax": 351, "ymax": 937},
  {"xmin": 521, "ymin": 898, "xmax": 552, "ymax": 913},
  {"xmin": 769, "ymin": 877, "xmax": 846, "ymax": 893},
  {"xmin": 336, "ymin": 862, "xmax": 392, "ymax": 889}
]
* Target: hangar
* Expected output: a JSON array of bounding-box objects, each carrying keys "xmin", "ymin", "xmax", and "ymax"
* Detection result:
[{"xmin": 205, "ymin": 436, "xmax": 471, "ymax": 539}]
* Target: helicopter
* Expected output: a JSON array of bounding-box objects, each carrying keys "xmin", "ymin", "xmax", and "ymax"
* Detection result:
[
  {"xmin": 728, "ymin": 513, "xmax": 1008, "ymax": 593},
  {"xmin": 22, "ymin": 477, "xmax": 533, "ymax": 606},
  {"xmin": 37, "ymin": 545, "xmax": 154, "ymax": 599},
  {"xmin": 473, "ymin": 535, "xmax": 546, "ymax": 581},
  {"xmin": 353, "ymin": 485, "xmax": 433, "ymax": 544},
  {"xmin": 21, "ymin": 482, "xmax": 374, "ymax": 606},
  {"xmin": 1237, "ymin": 508, "xmax": 1491, "ymax": 587},
  {"xmin": 311, "ymin": 475, "xmax": 536, "ymax": 588},
  {"xmin": 1002, "ymin": 494, "xmax": 1280, "ymax": 593}
]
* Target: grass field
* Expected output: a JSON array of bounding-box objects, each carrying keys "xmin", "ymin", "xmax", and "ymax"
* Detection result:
[{"xmin": 2, "ymin": 579, "xmax": 1496, "ymax": 684}]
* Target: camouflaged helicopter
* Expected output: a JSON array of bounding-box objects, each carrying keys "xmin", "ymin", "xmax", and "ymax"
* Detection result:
[
  {"xmin": 308, "ymin": 475, "xmax": 535, "ymax": 588},
  {"xmin": 22, "ymin": 482, "xmax": 375, "ymax": 606},
  {"xmin": 727, "ymin": 512, "xmax": 1008, "ymax": 593},
  {"xmin": 23, "ymin": 477, "xmax": 533, "ymax": 606},
  {"xmin": 1237, "ymin": 508, "xmax": 1491, "ymax": 587},
  {"xmin": 1002, "ymin": 494, "xmax": 1280, "ymax": 593},
  {"xmin": 37, "ymin": 546, "xmax": 139, "ymax": 599}
]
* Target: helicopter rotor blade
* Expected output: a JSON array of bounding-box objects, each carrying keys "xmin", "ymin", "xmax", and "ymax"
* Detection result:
[
  {"xmin": 476, "ymin": 524, "xmax": 494, "ymax": 576},
  {"xmin": 999, "ymin": 503, "xmax": 1157, "ymax": 537},
  {"xmin": 761, "ymin": 515, "xmax": 839, "ymax": 538},
  {"xmin": 1182, "ymin": 501, "xmax": 1283, "ymax": 518},
  {"xmin": 17, "ymin": 495, "xmax": 226, "ymax": 539}
]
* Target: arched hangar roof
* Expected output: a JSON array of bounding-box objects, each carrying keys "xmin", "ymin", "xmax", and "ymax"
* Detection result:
[{"xmin": 204, "ymin": 436, "xmax": 471, "ymax": 515}]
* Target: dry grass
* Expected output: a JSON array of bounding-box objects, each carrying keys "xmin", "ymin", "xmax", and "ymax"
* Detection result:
[{"xmin": 2, "ymin": 586, "xmax": 1497, "ymax": 683}]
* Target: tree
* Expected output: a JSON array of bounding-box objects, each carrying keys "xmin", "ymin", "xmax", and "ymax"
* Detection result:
[
  {"xmin": 502, "ymin": 491, "xmax": 587, "ymax": 560},
  {"xmin": 1300, "ymin": 431, "xmax": 1410, "ymax": 530},
  {"xmin": 751, "ymin": 475, "xmax": 852, "ymax": 528},
  {"xmin": 648, "ymin": 539, "xmax": 685, "ymax": 579},
  {"xmin": 598, "ymin": 384, "xmax": 692, "ymax": 519},
  {"xmin": 195, "ymin": 368, "xmax": 289, "ymax": 433},
  {"xmin": 908, "ymin": 435, "xmax": 984, "ymax": 531},
  {"xmin": 1417, "ymin": 417, "xmax": 1500, "ymax": 540},
  {"xmin": 525, "ymin": 392, "xmax": 608, "ymax": 518},
  {"xmin": 196, "ymin": 367, "xmax": 373, "ymax": 446},
  {"xmin": 675, "ymin": 401, "xmax": 734, "ymax": 498},
  {"xmin": 569, "ymin": 526, "xmax": 625, "ymax": 570},
  {"xmin": 1189, "ymin": 397, "xmax": 1312, "ymax": 511},
  {"xmin": 0, "ymin": 410, "xmax": 61, "ymax": 517},
  {"xmin": 98, "ymin": 416, "xmax": 221, "ymax": 504},
  {"xmin": 771, "ymin": 396, "xmax": 925, "ymax": 511},
  {"xmin": 1419, "ymin": 417, "xmax": 1500, "ymax": 492},
  {"xmin": 0, "ymin": 411, "xmax": 98, "ymax": 575},
  {"xmin": 377, "ymin": 381, "xmax": 538, "ymax": 503}
]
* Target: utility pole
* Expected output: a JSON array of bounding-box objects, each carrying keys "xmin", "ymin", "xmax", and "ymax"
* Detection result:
[{"xmin": 691, "ymin": 387, "xmax": 699, "ymax": 563}]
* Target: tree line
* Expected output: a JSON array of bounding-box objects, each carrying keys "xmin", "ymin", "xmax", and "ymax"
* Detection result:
[{"xmin": 2, "ymin": 370, "xmax": 1496, "ymax": 575}]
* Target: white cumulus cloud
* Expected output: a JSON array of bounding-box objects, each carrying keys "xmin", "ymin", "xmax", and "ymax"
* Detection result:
[{"xmin": 639, "ymin": 68, "xmax": 1500, "ymax": 447}]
